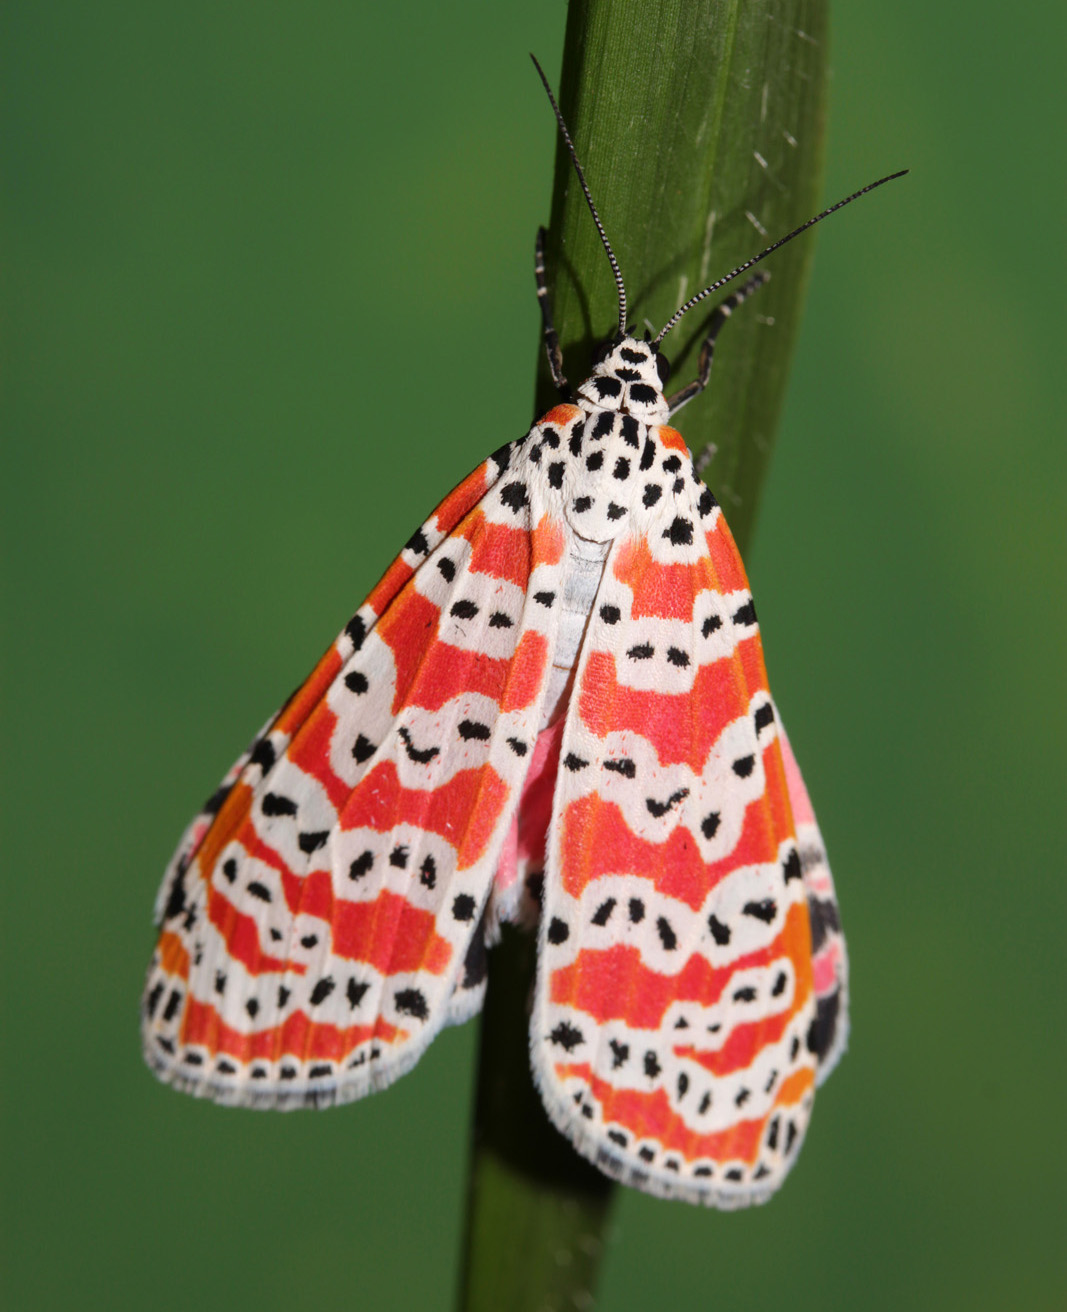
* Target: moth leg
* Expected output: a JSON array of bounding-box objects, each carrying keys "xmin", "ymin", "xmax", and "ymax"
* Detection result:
[
  {"xmin": 535, "ymin": 226, "xmax": 570, "ymax": 396},
  {"xmin": 666, "ymin": 272, "xmax": 770, "ymax": 417}
]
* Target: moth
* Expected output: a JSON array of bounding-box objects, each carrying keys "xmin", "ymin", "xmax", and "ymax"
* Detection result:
[{"xmin": 143, "ymin": 59, "xmax": 902, "ymax": 1208}]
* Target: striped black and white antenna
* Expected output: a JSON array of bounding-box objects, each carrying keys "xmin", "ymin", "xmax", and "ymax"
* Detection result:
[
  {"xmin": 653, "ymin": 170, "xmax": 908, "ymax": 346},
  {"xmin": 531, "ymin": 55, "xmax": 629, "ymax": 341}
]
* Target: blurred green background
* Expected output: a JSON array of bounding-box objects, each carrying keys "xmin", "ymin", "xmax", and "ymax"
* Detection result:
[{"xmin": 4, "ymin": 3, "xmax": 1062, "ymax": 1309}]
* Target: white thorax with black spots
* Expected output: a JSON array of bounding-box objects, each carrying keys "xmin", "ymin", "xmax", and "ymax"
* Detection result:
[{"xmin": 525, "ymin": 336, "xmax": 716, "ymax": 726}]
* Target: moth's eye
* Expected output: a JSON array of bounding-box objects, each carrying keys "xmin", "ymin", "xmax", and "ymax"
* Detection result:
[
  {"xmin": 592, "ymin": 339, "xmax": 615, "ymax": 366},
  {"xmin": 655, "ymin": 351, "xmax": 672, "ymax": 386}
]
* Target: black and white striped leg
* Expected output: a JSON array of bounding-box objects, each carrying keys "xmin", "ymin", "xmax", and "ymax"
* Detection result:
[
  {"xmin": 665, "ymin": 272, "xmax": 770, "ymax": 417},
  {"xmin": 535, "ymin": 226, "xmax": 569, "ymax": 395}
]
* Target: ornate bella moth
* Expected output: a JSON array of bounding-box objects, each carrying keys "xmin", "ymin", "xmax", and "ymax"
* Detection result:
[{"xmin": 142, "ymin": 59, "xmax": 903, "ymax": 1208}]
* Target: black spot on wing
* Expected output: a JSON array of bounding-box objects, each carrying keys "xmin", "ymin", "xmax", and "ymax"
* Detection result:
[
  {"xmin": 344, "ymin": 670, "xmax": 369, "ymax": 694},
  {"xmin": 663, "ymin": 516, "xmax": 694, "ymax": 546},
  {"xmin": 708, "ymin": 915, "xmax": 731, "ymax": 946},
  {"xmin": 345, "ymin": 614, "xmax": 367, "ymax": 651},
  {"xmin": 349, "ymin": 850, "xmax": 373, "ymax": 879},
  {"xmin": 603, "ymin": 757, "xmax": 636, "ymax": 779},
  {"xmin": 458, "ymin": 720, "xmax": 491, "ymax": 741},
  {"xmin": 395, "ymin": 988, "xmax": 429, "ymax": 1021},
  {"xmin": 437, "ymin": 557, "xmax": 456, "ymax": 583},
  {"xmin": 549, "ymin": 1022, "xmax": 584, "ymax": 1051},
  {"xmin": 352, "ymin": 735, "xmax": 377, "ymax": 763},
  {"xmin": 646, "ymin": 788, "xmax": 689, "ymax": 818},
  {"xmin": 547, "ymin": 917, "xmax": 569, "ymax": 945},
  {"xmin": 754, "ymin": 702, "xmax": 775, "ymax": 734},
  {"xmin": 262, "ymin": 793, "xmax": 297, "ymax": 817},
  {"xmin": 591, "ymin": 897, "xmax": 616, "ymax": 926},
  {"xmin": 452, "ymin": 894, "xmax": 477, "ymax": 922},
  {"xmin": 398, "ymin": 726, "xmax": 439, "ymax": 764},
  {"xmin": 250, "ymin": 738, "xmax": 276, "ymax": 773},
  {"xmin": 499, "ymin": 482, "xmax": 529, "ymax": 513},
  {"xmin": 808, "ymin": 991, "xmax": 841, "ymax": 1062},
  {"xmin": 807, "ymin": 896, "xmax": 841, "ymax": 953}
]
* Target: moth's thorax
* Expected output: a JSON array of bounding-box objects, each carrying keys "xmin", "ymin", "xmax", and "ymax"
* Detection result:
[{"xmin": 575, "ymin": 336, "xmax": 670, "ymax": 427}]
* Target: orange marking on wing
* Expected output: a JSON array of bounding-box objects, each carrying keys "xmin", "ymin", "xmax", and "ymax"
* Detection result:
[
  {"xmin": 377, "ymin": 588, "xmax": 519, "ymax": 715},
  {"xmin": 366, "ymin": 557, "xmax": 415, "ymax": 617},
  {"xmin": 542, "ymin": 403, "xmax": 582, "ymax": 428},
  {"xmin": 550, "ymin": 902, "xmax": 811, "ymax": 1031},
  {"xmin": 181, "ymin": 996, "xmax": 402, "ymax": 1064},
  {"xmin": 612, "ymin": 536, "xmax": 720, "ymax": 620},
  {"xmin": 275, "ymin": 647, "xmax": 344, "ymax": 737},
  {"xmin": 331, "ymin": 889, "xmax": 452, "ymax": 974},
  {"xmin": 762, "ymin": 737, "xmax": 795, "ymax": 845},
  {"xmin": 157, "ymin": 930, "xmax": 190, "ymax": 980},
  {"xmin": 558, "ymin": 779, "xmax": 790, "ymax": 907},
  {"xmin": 559, "ymin": 794, "xmax": 706, "ymax": 905},
  {"xmin": 431, "ymin": 462, "xmax": 492, "ymax": 535},
  {"xmin": 195, "ymin": 780, "xmax": 255, "ymax": 884},
  {"xmin": 774, "ymin": 1066, "xmax": 815, "ymax": 1107},
  {"xmin": 501, "ymin": 630, "xmax": 549, "ymax": 712},
  {"xmin": 207, "ymin": 887, "xmax": 297, "ymax": 976},
  {"xmin": 460, "ymin": 512, "xmax": 532, "ymax": 590},
  {"xmin": 703, "ymin": 517, "xmax": 750, "ymax": 595},
  {"xmin": 579, "ymin": 637, "xmax": 768, "ymax": 772},
  {"xmin": 558, "ymin": 1064, "xmax": 768, "ymax": 1165},
  {"xmin": 656, "ymin": 426, "xmax": 689, "ymax": 454},
  {"xmin": 340, "ymin": 759, "xmax": 508, "ymax": 870},
  {"xmin": 532, "ymin": 514, "xmax": 566, "ymax": 567},
  {"xmin": 670, "ymin": 908, "xmax": 815, "ymax": 1078},
  {"xmin": 285, "ymin": 699, "xmax": 351, "ymax": 811}
]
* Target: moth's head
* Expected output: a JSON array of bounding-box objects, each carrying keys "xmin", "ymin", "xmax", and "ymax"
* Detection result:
[{"xmin": 577, "ymin": 334, "xmax": 671, "ymax": 426}]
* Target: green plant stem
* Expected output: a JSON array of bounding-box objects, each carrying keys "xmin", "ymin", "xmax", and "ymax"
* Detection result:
[{"xmin": 459, "ymin": 3, "xmax": 827, "ymax": 1308}]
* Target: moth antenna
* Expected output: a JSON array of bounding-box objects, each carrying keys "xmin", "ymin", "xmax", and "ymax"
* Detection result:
[
  {"xmin": 531, "ymin": 54, "xmax": 628, "ymax": 340},
  {"xmin": 653, "ymin": 170, "xmax": 909, "ymax": 346}
]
